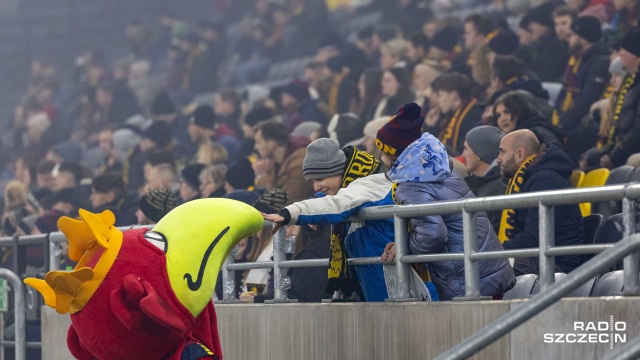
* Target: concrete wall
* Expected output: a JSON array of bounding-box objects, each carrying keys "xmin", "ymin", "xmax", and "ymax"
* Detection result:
[{"xmin": 41, "ymin": 298, "xmax": 640, "ymax": 360}]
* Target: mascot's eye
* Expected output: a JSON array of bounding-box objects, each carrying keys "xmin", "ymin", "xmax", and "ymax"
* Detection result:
[{"xmin": 143, "ymin": 231, "xmax": 168, "ymax": 254}]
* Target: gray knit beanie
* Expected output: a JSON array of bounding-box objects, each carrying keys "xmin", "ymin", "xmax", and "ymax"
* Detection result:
[
  {"xmin": 465, "ymin": 126, "xmax": 504, "ymax": 164},
  {"xmin": 302, "ymin": 138, "xmax": 347, "ymax": 181}
]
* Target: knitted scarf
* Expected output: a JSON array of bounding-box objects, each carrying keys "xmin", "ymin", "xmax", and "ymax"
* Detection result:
[
  {"xmin": 498, "ymin": 154, "xmax": 537, "ymax": 243},
  {"xmin": 607, "ymin": 72, "xmax": 637, "ymax": 147},
  {"xmin": 552, "ymin": 55, "xmax": 581, "ymax": 126},
  {"xmin": 326, "ymin": 146, "xmax": 381, "ymax": 296},
  {"xmin": 438, "ymin": 98, "xmax": 477, "ymax": 152}
]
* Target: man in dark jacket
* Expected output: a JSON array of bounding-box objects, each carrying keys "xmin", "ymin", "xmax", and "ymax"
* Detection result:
[
  {"xmin": 462, "ymin": 126, "xmax": 506, "ymax": 232},
  {"xmin": 526, "ymin": 3, "xmax": 571, "ymax": 82},
  {"xmin": 601, "ymin": 30, "xmax": 640, "ymax": 168},
  {"xmin": 554, "ymin": 16, "xmax": 610, "ymax": 164},
  {"xmin": 497, "ymin": 130, "xmax": 584, "ymax": 275}
]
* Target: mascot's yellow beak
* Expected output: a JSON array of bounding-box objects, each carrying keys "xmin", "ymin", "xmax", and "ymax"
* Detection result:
[
  {"xmin": 150, "ymin": 198, "xmax": 263, "ymax": 318},
  {"xmin": 24, "ymin": 209, "xmax": 123, "ymax": 314}
]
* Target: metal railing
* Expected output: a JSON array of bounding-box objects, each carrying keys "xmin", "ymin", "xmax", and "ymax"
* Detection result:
[
  {"xmin": 435, "ymin": 233, "xmax": 640, "ymax": 360},
  {"xmin": 0, "ymin": 269, "xmax": 25, "ymax": 360},
  {"xmin": 219, "ymin": 183, "xmax": 640, "ymax": 301},
  {"xmin": 2, "ymin": 185, "xmax": 640, "ymax": 358},
  {"xmin": 2, "ymin": 185, "xmax": 639, "ymax": 302}
]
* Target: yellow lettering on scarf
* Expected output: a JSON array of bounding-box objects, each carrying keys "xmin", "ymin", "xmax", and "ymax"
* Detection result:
[
  {"xmin": 498, "ymin": 154, "xmax": 536, "ymax": 243},
  {"xmin": 328, "ymin": 233, "xmax": 343, "ymax": 279},
  {"xmin": 341, "ymin": 148, "xmax": 380, "ymax": 188}
]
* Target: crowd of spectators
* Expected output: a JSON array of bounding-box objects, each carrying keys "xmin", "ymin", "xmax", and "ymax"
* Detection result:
[{"xmin": 0, "ymin": 0, "xmax": 639, "ymax": 306}]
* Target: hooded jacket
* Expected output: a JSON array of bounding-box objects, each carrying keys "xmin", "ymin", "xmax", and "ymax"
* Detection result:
[
  {"xmin": 388, "ymin": 133, "xmax": 515, "ymax": 300},
  {"xmin": 517, "ymin": 113, "xmax": 566, "ymax": 149},
  {"xmin": 556, "ymin": 45, "xmax": 611, "ymax": 129},
  {"xmin": 501, "ymin": 144, "xmax": 585, "ymax": 275}
]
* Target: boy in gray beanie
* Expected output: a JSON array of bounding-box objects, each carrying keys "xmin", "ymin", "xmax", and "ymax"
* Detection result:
[
  {"xmin": 262, "ymin": 137, "xmax": 397, "ymax": 302},
  {"xmin": 302, "ymin": 138, "xmax": 347, "ymax": 193}
]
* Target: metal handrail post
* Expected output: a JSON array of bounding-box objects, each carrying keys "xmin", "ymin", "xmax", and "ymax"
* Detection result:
[
  {"xmin": 622, "ymin": 198, "xmax": 639, "ymax": 295},
  {"xmin": 0, "ymin": 269, "xmax": 25, "ymax": 360},
  {"xmin": 221, "ymin": 254, "xmax": 236, "ymax": 301},
  {"xmin": 272, "ymin": 226, "xmax": 289, "ymax": 301},
  {"xmin": 435, "ymin": 234, "xmax": 640, "ymax": 360},
  {"xmin": 49, "ymin": 241, "xmax": 59, "ymax": 272},
  {"xmin": 455, "ymin": 210, "xmax": 489, "ymax": 300},
  {"xmin": 538, "ymin": 203, "xmax": 555, "ymax": 291},
  {"xmin": 392, "ymin": 215, "xmax": 411, "ymax": 299}
]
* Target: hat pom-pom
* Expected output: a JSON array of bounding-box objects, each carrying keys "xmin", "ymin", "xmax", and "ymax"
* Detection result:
[{"xmin": 401, "ymin": 102, "xmax": 422, "ymax": 119}]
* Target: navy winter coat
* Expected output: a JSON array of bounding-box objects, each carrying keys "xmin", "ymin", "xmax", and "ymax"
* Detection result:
[{"xmin": 501, "ymin": 144, "xmax": 585, "ymax": 275}]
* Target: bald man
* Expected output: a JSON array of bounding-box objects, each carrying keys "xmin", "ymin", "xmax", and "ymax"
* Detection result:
[{"xmin": 496, "ymin": 130, "xmax": 584, "ymax": 276}]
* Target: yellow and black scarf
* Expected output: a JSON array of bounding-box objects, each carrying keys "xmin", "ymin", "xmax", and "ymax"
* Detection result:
[
  {"xmin": 498, "ymin": 154, "xmax": 537, "ymax": 243},
  {"xmin": 326, "ymin": 146, "xmax": 380, "ymax": 296},
  {"xmin": 439, "ymin": 98, "xmax": 477, "ymax": 152},
  {"xmin": 607, "ymin": 72, "xmax": 637, "ymax": 147},
  {"xmin": 552, "ymin": 56, "xmax": 581, "ymax": 126}
]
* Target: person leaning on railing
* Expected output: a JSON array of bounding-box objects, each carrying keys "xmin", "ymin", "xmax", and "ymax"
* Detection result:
[
  {"xmin": 376, "ymin": 103, "xmax": 516, "ymax": 300},
  {"xmin": 262, "ymin": 137, "xmax": 396, "ymax": 302}
]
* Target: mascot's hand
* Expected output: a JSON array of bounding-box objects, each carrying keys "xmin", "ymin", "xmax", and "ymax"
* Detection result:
[{"xmin": 110, "ymin": 274, "xmax": 190, "ymax": 335}]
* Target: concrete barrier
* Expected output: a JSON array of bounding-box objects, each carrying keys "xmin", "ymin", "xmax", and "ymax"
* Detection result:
[{"xmin": 41, "ymin": 298, "xmax": 640, "ymax": 360}]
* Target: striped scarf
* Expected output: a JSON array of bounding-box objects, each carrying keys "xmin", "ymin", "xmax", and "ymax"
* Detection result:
[
  {"xmin": 327, "ymin": 147, "xmax": 380, "ymax": 296},
  {"xmin": 552, "ymin": 55, "xmax": 581, "ymax": 126},
  {"xmin": 498, "ymin": 154, "xmax": 537, "ymax": 243},
  {"xmin": 607, "ymin": 72, "xmax": 637, "ymax": 147},
  {"xmin": 439, "ymin": 98, "xmax": 477, "ymax": 152}
]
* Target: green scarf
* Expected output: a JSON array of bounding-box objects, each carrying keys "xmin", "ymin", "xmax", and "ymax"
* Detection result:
[{"xmin": 326, "ymin": 146, "xmax": 380, "ymax": 296}]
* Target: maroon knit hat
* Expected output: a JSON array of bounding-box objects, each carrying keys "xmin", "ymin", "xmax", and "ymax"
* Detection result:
[{"xmin": 375, "ymin": 103, "xmax": 424, "ymax": 156}]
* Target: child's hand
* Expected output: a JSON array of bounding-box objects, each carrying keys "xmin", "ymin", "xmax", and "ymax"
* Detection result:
[
  {"xmin": 381, "ymin": 243, "xmax": 396, "ymax": 262},
  {"xmin": 261, "ymin": 212, "xmax": 285, "ymax": 235}
]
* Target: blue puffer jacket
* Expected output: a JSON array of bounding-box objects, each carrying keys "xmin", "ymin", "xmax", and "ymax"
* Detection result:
[{"xmin": 388, "ymin": 133, "xmax": 516, "ymax": 300}]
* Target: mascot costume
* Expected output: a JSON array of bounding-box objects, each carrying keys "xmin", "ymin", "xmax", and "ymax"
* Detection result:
[{"xmin": 24, "ymin": 198, "xmax": 263, "ymax": 360}]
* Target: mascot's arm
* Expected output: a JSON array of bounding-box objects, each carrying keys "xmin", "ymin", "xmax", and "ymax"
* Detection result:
[
  {"xmin": 110, "ymin": 274, "xmax": 190, "ymax": 334},
  {"xmin": 67, "ymin": 325, "xmax": 98, "ymax": 360}
]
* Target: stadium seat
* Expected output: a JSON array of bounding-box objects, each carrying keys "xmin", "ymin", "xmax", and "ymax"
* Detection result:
[
  {"xmin": 592, "ymin": 213, "xmax": 625, "ymax": 271},
  {"xmin": 503, "ymin": 274, "xmax": 538, "ymax": 300},
  {"xmin": 566, "ymin": 276, "xmax": 599, "ymax": 297},
  {"xmin": 593, "ymin": 165, "xmax": 634, "ymax": 219},
  {"xmin": 579, "ymin": 168, "xmax": 610, "ymax": 216},
  {"xmin": 583, "ymin": 214, "xmax": 603, "ymax": 244},
  {"xmin": 570, "ymin": 170, "xmax": 585, "ymax": 188},
  {"xmin": 594, "ymin": 213, "xmax": 624, "ymax": 245},
  {"xmin": 531, "ymin": 273, "xmax": 566, "ymax": 294},
  {"xmin": 590, "ymin": 271, "xmax": 624, "ymax": 296}
]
